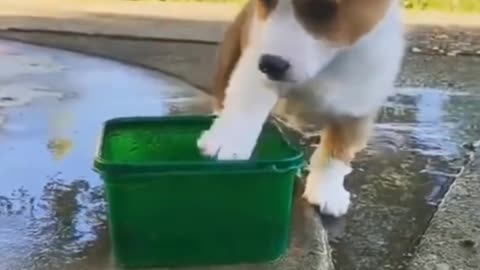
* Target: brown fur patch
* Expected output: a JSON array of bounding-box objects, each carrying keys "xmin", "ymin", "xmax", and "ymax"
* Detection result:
[
  {"xmin": 211, "ymin": 1, "xmax": 254, "ymax": 109},
  {"xmin": 293, "ymin": 0, "xmax": 391, "ymax": 45},
  {"xmin": 312, "ymin": 117, "xmax": 373, "ymax": 166},
  {"xmin": 256, "ymin": 0, "xmax": 279, "ymax": 20}
]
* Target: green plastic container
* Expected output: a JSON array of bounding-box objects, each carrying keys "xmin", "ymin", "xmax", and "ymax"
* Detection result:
[{"xmin": 93, "ymin": 116, "xmax": 304, "ymax": 269}]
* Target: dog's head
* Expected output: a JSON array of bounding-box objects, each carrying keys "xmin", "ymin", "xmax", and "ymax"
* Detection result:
[{"xmin": 255, "ymin": 0, "xmax": 392, "ymax": 84}]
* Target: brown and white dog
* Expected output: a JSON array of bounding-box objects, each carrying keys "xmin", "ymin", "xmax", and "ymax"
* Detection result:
[{"xmin": 197, "ymin": 0, "xmax": 405, "ymax": 217}]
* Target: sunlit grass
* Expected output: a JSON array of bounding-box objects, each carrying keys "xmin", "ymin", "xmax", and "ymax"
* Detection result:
[
  {"xmin": 137, "ymin": 0, "xmax": 480, "ymax": 13},
  {"xmin": 402, "ymin": 0, "xmax": 480, "ymax": 12}
]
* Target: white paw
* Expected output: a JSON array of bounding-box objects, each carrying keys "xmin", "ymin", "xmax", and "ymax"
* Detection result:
[
  {"xmin": 303, "ymin": 161, "xmax": 353, "ymax": 217},
  {"xmin": 197, "ymin": 118, "xmax": 257, "ymax": 160}
]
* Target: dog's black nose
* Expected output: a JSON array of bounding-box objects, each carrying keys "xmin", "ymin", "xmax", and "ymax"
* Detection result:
[{"xmin": 258, "ymin": 54, "xmax": 290, "ymax": 81}]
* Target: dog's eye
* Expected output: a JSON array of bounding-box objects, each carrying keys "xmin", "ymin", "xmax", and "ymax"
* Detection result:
[{"xmin": 305, "ymin": 0, "xmax": 338, "ymax": 22}]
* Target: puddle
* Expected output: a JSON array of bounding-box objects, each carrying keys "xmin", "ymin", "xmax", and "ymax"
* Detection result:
[
  {"xmin": 1, "ymin": 40, "xmax": 479, "ymax": 270},
  {"xmin": 328, "ymin": 57, "xmax": 480, "ymax": 269},
  {"xmin": 0, "ymin": 40, "xmax": 212, "ymax": 270}
]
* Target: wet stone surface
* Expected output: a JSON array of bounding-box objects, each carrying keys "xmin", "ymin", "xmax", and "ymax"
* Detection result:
[
  {"xmin": 406, "ymin": 26, "xmax": 480, "ymax": 56},
  {"xmin": 0, "ymin": 40, "xmax": 336, "ymax": 270},
  {"xmin": 328, "ymin": 54, "xmax": 480, "ymax": 270},
  {"xmin": 0, "ymin": 40, "xmax": 213, "ymax": 270},
  {"xmin": 1, "ymin": 40, "xmax": 480, "ymax": 270}
]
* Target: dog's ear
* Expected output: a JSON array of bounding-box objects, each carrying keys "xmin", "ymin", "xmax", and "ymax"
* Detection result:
[{"xmin": 211, "ymin": 2, "xmax": 253, "ymax": 111}]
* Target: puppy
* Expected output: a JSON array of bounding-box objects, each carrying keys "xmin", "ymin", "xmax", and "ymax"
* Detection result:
[{"xmin": 197, "ymin": 0, "xmax": 405, "ymax": 217}]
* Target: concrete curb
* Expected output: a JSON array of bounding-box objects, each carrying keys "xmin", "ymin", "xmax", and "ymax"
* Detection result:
[
  {"xmin": 408, "ymin": 156, "xmax": 480, "ymax": 270},
  {"xmin": 1, "ymin": 1, "xmax": 480, "ymax": 46},
  {"xmin": 0, "ymin": 14, "xmax": 227, "ymax": 44}
]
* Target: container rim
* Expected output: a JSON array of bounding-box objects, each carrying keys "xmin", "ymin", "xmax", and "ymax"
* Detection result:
[{"xmin": 93, "ymin": 115, "xmax": 305, "ymax": 174}]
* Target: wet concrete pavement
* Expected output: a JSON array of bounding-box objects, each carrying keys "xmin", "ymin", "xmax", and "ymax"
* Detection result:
[
  {"xmin": 329, "ymin": 53, "xmax": 480, "ymax": 270},
  {"xmin": 0, "ymin": 39, "xmax": 213, "ymax": 270},
  {"xmin": 0, "ymin": 39, "xmax": 479, "ymax": 270},
  {"xmin": 0, "ymin": 40, "xmax": 335, "ymax": 270}
]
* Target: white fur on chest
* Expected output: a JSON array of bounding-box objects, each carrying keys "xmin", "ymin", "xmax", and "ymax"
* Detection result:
[
  {"xmin": 307, "ymin": 5, "xmax": 404, "ymax": 118},
  {"xmin": 260, "ymin": 1, "xmax": 405, "ymax": 122}
]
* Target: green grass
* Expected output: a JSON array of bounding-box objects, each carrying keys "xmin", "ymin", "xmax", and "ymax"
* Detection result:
[
  {"xmin": 402, "ymin": 0, "xmax": 480, "ymax": 13},
  {"xmin": 127, "ymin": 0, "xmax": 480, "ymax": 13}
]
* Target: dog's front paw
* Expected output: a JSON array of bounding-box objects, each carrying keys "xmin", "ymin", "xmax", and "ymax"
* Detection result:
[
  {"xmin": 303, "ymin": 161, "xmax": 353, "ymax": 217},
  {"xmin": 197, "ymin": 120, "xmax": 256, "ymax": 160}
]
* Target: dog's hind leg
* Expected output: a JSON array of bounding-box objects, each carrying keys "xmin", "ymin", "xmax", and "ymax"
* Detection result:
[{"xmin": 303, "ymin": 116, "xmax": 374, "ymax": 217}]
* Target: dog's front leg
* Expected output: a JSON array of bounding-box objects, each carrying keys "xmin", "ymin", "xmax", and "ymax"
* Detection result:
[
  {"xmin": 303, "ymin": 116, "xmax": 374, "ymax": 217},
  {"xmin": 198, "ymin": 49, "xmax": 279, "ymax": 160}
]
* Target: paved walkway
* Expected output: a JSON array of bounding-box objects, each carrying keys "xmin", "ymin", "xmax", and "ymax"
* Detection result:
[
  {"xmin": 2, "ymin": 0, "xmax": 480, "ymax": 44},
  {"xmin": 2, "ymin": 0, "xmax": 480, "ymax": 58},
  {"xmin": 0, "ymin": 39, "xmax": 333, "ymax": 270},
  {"xmin": 0, "ymin": 0, "xmax": 237, "ymax": 42},
  {"xmin": 1, "ymin": 38, "xmax": 479, "ymax": 270},
  {"xmin": 1, "ymin": 2, "xmax": 480, "ymax": 269}
]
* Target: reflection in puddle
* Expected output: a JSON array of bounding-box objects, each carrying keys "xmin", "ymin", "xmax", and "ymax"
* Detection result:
[
  {"xmin": 1, "ymin": 178, "xmax": 108, "ymax": 270},
  {"xmin": 381, "ymin": 88, "xmax": 459, "ymax": 157},
  {"xmin": 0, "ymin": 40, "xmax": 211, "ymax": 270},
  {"xmin": 1, "ymin": 39, "xmax": 479, "ymax": 270},
  {"xmin": 330, "ymin": 87, "xmax": 480, "ymax": 270},
  {"xmin": 0, "ymin": 83, "xmax": 63, "ymax": 107},
  {"xmin": 47, "ymin": 138, "xmax": 74, "ymax": 160}
]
